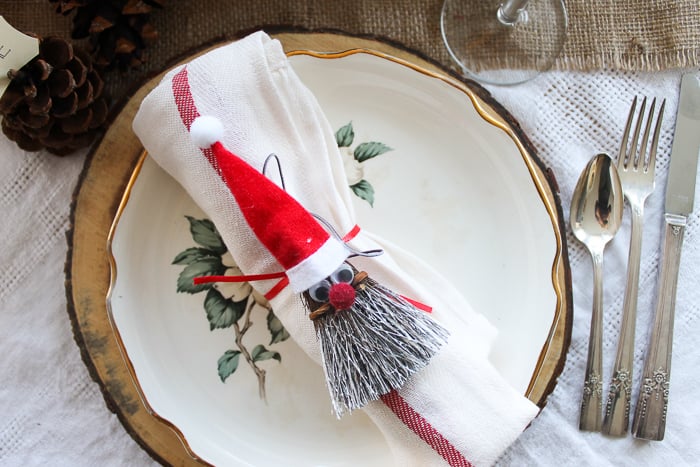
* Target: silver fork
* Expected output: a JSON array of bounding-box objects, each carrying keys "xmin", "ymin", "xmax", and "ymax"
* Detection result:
[{"xmin": 602, "ymin": 97, "xmax": 665, "ymax": 437}]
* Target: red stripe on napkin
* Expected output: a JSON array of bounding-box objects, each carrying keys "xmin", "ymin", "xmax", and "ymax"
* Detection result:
[
  {"xmin": 171, "ymin": 67, "xmax": 198, "ymax": 129},
  {"xmin": 172, "ymin": 67, "xmax": 216, "ymax": 167},
  {"xmin": 381, "ymin": 390, "xmax": 473, "ymax": 467}
]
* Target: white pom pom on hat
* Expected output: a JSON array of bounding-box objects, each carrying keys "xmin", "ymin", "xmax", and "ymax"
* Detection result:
[{"xmin": 190, "ymin": 115, "xmax": 224, "ymax": 148}]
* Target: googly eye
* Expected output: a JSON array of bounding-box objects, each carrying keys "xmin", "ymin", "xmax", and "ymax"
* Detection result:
[
  {"xmin": 308, "ymin": 279, "xmax": 331, "ymax": 303},
  {"xmin": 330, "ymin": 263, "xmax": 354, "ymax": 284}
]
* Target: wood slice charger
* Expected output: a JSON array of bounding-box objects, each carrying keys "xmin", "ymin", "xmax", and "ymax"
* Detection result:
[{"xmin": 65, "ymin": 30, "xmax": 572, "ymax": 466}]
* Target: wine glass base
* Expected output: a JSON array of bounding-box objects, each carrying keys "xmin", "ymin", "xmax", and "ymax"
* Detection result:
[{"xmin": 441, "ymin": 0, "xmax": 568, "ymax": 86}]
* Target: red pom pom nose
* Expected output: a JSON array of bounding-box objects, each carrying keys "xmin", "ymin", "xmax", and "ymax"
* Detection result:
[{"xmin": 328, "ymin": 282, "xmax": 356, "ymax": 311}]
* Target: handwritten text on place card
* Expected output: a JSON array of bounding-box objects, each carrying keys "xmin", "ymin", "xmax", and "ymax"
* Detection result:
[{"xmin": 0, "ymin": 16, "xmax": 39, "ymax": 97}]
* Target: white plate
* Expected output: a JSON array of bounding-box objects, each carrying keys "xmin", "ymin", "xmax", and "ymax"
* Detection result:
[{"xmin": 108, "ymin": 49, "xmax": 565, "ymax": 466}]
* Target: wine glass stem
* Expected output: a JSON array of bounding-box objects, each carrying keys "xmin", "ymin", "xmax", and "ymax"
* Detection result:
[{"xmin": 498, "ymin": 0, "xmax": 531, "ymax": 25}]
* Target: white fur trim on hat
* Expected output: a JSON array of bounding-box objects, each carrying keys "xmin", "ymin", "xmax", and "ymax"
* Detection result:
[{"xmin": 286, "ymin": 237, "xmax": 349, "ymax": 293}]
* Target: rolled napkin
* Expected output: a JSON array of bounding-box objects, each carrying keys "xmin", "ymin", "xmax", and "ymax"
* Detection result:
[{"xmin": 133, "ymin": 30, "xmax": 539, "ymax": 467}]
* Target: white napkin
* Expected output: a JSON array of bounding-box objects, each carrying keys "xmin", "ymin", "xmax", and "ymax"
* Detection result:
[{"xmin": 133, "ymin": 30, "xmax": 538, "ymax": 467}]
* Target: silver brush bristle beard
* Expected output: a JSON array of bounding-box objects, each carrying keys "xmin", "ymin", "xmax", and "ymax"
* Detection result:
[{"xmin": 306, "ymin": 275, "xmax": 450, "ymax": 417}]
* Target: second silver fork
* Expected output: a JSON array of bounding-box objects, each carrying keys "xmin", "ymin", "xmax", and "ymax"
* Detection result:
[{"xmin": 602, "ymin": 97, "xmax": 666, "ymax": 436}]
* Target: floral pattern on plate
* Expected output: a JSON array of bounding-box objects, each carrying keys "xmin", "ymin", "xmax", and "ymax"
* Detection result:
[
  {"xmin": 173, "ymin": 215, "xmax": 290, "ymax": 400},
  {"xmin": 335, "ymin": 121, "xmax": 392, "ymax": 207}
]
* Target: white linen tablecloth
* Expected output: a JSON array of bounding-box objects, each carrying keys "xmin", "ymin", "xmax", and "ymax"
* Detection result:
[{"xmin": 1, "ymin": 68, "xmax": 698, "ymax": 466}]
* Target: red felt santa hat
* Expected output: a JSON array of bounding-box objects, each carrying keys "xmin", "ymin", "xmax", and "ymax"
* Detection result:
[{"xmin": 189, "ymin": 115, "xmax": 349, "ymax": 293}]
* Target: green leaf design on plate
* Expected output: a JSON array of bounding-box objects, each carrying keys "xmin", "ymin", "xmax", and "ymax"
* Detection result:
[
  {"xmin": 204, "ymin": 288, "xmax": 247, "ymax": 330},
  {"xmin": 186, "ymin": 216, "xmax": 227, "ymax": 254},
  {"xmin": 266, "ymin": 309, "xmax": 290, "ymax": 345},
  {"xmin": 251, "ymin": 344, "xmax": 282, "ymax": 363},
  {"xmin": 353, "ymin": 141, "xmax": 392, "ymax": 162},
  {"xmin": 350, "ymin": 179, "xmax": 375, "ymax": 207},
  {"xmin": 172, "ymin": 247, "xmax": 219, "ymax": 265},
  {"xmin": 335, "ymin": 122, "xmax": 354, "ymax": 147},
  {"xmin": 217, "ymin": 349, "xmax": 241, "ymax": 382},
  {"xmin": 176, "ymin": 256, "xmax": 226, "ymax": 294},
  {"xmin": 175, "ymin": 215, "xmax": 289, "ymax": 397}
]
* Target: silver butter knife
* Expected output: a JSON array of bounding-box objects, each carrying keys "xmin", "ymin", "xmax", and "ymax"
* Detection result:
[{"xmin": 632, "ymin": 73, "xmax": 700, "ymax": 440}]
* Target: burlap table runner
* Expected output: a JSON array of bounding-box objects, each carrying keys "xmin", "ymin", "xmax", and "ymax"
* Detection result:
[{"xmin": 2, "ymin": 0, "xmax": 698, "ymax": 105}]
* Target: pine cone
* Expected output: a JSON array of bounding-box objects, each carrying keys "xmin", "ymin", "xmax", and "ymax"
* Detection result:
[
  {"xmin": 49, "ymin": 0, "xmax": 164, "ymax": 70},
  {"xmin": 0, "ymin": 36, "xmax": 109, "ymax": 156}
]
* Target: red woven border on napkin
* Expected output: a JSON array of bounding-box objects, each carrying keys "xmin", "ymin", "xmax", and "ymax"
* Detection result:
[{"xmin": 381, "ymin": 390, "xmax": 473, "ymax": 467}]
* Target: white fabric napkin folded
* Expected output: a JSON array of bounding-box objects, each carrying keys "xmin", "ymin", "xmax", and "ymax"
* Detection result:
[{"xmin": 133, "ymin": 30, "xmax": 538, "ymax": 467}]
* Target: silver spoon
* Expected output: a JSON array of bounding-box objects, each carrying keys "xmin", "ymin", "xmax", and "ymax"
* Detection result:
[{"xmin": 570, "ymin": 153, "xmax": 624, "ymax": 431}]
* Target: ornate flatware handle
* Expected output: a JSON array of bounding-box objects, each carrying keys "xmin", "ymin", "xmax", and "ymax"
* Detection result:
[
  {"xmin": 632, "ymin": 217, "xmax": 685, "ymax": 440},
  {"xmin": 580, "ymin": 370, "xmax": 603, "ymax": 431},
  {"xmin": 603, "ymin": 206, "xmax": 644, "ymax": 437},
  {"xmin": 580, "ymin": 252, "xmax": 604, "ymax": 432}
]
